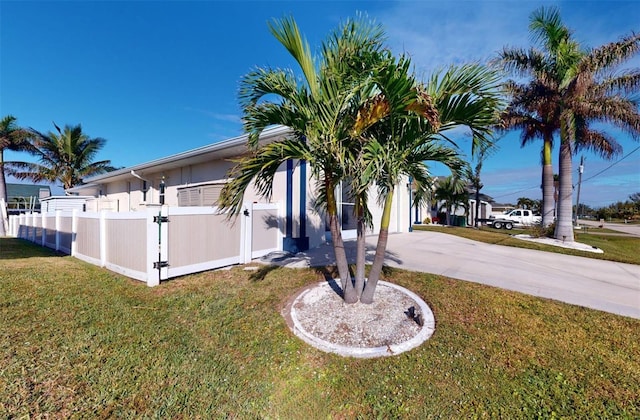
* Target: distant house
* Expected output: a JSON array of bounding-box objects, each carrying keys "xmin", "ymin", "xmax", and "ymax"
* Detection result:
[
  {"xmin": 6, "ymin": 183, "xmax": 51, "ymax": 214},
  {"xmin": 490, "ymin": 203, "xmax": 516, "ymax": 217},
  {"xmin": 419, "ymin": 177, "xmax": 493, "ymax": 226},
  {"xmin": 67, "ymin": 126, "xmax": 415, "ymax": 252}
]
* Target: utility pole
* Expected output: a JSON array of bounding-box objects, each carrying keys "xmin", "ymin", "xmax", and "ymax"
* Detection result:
[{"xmin": 574, "ymin": 155, "xmax": 584, "ymax": 225}]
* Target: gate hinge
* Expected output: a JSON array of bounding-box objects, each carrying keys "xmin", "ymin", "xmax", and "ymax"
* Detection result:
[
  {"xmin": 154, "ymin": 216, "xmax": 169, "ymax": 223},
  {"xmin": 153, "ymin": 261, "xmax": 170, "ymax": 269}
]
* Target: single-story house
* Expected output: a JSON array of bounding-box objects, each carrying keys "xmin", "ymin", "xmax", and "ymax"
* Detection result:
[{"xmin": 67, "ymin": 126, "xmax": 417, "ymax": 253}]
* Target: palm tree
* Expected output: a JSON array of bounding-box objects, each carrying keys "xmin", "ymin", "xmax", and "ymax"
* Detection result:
[
  {"xmin": 499, "ymin": 7, "xmax": 581, "ymax": 228},
  {"xmin": 9, "ymin": 123, "xmax": 115, "ymax": 190},
  {"xmin": 501, "ymin": 7, "xmax": 639, "ymax": 242},
  {"xmin": 467, "ymin": 137, "xmax": 499, "ymax": 227},
  {"xmin": 554, "ymin": 31, "xmax": 640, "ymax": 241},
  {"xmin": 0, "ymin": 115, "xmax": 34, "ymax": 236},
  {"xmin": 217, "ymin": 16, "xmax": 389, "ymax": 303},
  {"xmin": 353, "ymin": 63, "xmax": 504, "ymax": 303},
  {"xmin": 433, "ymin": 176, "xmax": 468, "ymax": 226}
]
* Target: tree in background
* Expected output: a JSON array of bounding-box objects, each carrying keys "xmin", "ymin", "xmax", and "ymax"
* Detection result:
[
  {"xmin": 0, "ymin": 115, "xmax": 34, "ymax": 236},
  {"xmin": 502, "ymin": 7, "xmax": 640, "ymax": 242},
  {"xmin": 9, "ymin": 123, "xmax": 114, "ymax": 190},
  {"xmin": 434, "ymin": 175, "xmax": 469, "ymax": 226},
  {"xmin": 499, "ymin": 8, "xmax": 580, "ymax": 228},
  {"xmin": 466, "ymin": 136, "xmax": 500, "ymax": 228},
  {"xmin": 517, "ymin": 197, "xmax": 537, "ymax": 210}
]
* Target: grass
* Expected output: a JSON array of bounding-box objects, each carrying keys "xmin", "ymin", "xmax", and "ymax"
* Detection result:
[
  {"xmin": 413, "ymin": 224, "xmax": 640, "ymax": 265},
  {"xmin": 1, "ymin": 238, "xmax": 639, "ymax": 418}
]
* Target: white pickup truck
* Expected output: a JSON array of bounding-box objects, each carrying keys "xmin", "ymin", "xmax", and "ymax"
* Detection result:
[{"xmin": 484, "ymin": 209, "xmax": 542, "ymax": 230}]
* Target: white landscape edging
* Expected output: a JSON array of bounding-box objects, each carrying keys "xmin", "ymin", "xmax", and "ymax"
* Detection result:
[{"xmin": 287, "ymin": 280, "xmax": 435, "ymax": 358}]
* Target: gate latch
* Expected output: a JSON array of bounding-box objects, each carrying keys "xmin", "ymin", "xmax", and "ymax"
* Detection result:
[{"xmin": 154, "ymin": 261, "xmax": 169, "ymax": 269}]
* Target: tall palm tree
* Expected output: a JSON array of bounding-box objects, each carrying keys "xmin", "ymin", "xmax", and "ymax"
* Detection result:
[
  {"xmin": 499, "ymin": 7, "xmax": 581, "ymax": 228},
  {"xmin": 0, "ymin": 115, "xmax": 34, "ymax": 236},
  {"xmin": 9, "ymin": 123, "xmax": 115, "ymax": 190},
  {"xmin": 218, "ymin": 16, "xmax": 389, "ymax": 303},
  {"xmin": 501, "ymin": 7, "xmax": 639, "ymax": 242},
  {"xmin": 554, "ymin": 31, "xmax": 640, "ymax": 241}
]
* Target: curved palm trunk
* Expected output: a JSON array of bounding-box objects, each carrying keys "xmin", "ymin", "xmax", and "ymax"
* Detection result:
[
  {"xmin": 554, "ymin": 140, "xmax": 575, "ymax": 242},
  {"xmin": 541, "ymin": 138, "xmax": 555, "ymax": 227},
  {"xmin": 326, "ymin": 179, "xmax": 356, "ymax": 302},
  {"xmin": 354, "ymin": 197, "xmax": 366, "ymax": 299},
  {"xmin": 360, "ymin": 189, "xmax": 393, "ymax": 304}
]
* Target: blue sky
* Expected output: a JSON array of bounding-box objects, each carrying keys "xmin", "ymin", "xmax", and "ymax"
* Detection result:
[{"xmin": 2, "ymin": 0, "xmax": 639, "ymax": 207}]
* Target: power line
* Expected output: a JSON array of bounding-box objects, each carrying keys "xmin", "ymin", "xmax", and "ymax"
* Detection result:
[
  {"xmin": 490, "ymin": 145, "xmax": 640, "ymax": 200},
  {"xmin": 579, "ymin": 145, "xmax": 640, "ymax": 185},
  {"xmin": 491, "ymin": 184, "xmax": 540, "ymax": 200}
]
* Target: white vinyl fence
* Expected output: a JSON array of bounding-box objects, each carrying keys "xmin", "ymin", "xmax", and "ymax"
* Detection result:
[{"xmin": 9, "ymin": 203, "xmax": 282, "ymax": 286}]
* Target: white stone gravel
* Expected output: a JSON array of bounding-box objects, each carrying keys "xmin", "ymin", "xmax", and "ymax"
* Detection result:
[{"xmin": 284, "ymin": 281, "xmax": 435, "ymax": 358}]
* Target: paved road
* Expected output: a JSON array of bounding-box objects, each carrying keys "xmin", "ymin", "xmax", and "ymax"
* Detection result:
[
  {"xmin": 578, "ymin": 219, "xmax": 640, "ymax": 237},
  {"xmin": 268, "ymin": 230, "xmax": 640, "ymax": 319}
]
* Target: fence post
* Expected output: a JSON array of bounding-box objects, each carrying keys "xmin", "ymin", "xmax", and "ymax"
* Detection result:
[
  {"xmin": 31, "ymin": 212, "xmax": 37, "ymax": 243},
  {"xmin": 239, "ymin": 202, "xmax": 252, "ymax": 264},
  {"xmin": 146, "ymin": 205, "xmax": 168, "ymax": 287},
  {"xmin": 55, "ymin": 210, "xmax": 62, "ymax": 251}
]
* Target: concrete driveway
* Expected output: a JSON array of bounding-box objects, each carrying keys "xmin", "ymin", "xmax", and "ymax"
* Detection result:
[{"xmin": 265, "ymin": 230, "xmax": 640, "ymax": 319}]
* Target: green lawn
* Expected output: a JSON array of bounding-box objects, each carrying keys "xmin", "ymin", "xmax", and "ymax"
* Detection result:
[
  {"xmin": 413, "ymin": 224, "xmax": 640, "ymax": 265},
  {"xmin": 1, "ymin": 238, "xmax": 638, "ymax": 418}
]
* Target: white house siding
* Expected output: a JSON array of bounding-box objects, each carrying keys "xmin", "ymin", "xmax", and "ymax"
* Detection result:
[
  {"xmin": 368, "ymin": 178, "xmax": 411, "ymax": 235},
  {"xmin": 68, "ymin": 126, "xmax": 416, "ymax": 253}
]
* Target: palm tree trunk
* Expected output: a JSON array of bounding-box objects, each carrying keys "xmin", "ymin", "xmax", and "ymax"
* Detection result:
[
  {"xmin": 326, "ymin": 179, "xmax": 355, "ymax": 301},
  {"xmin": 474, "ymin": 188, "xmax": 481, "ymax": 228},
  {"xmin": 554, "ymin": 140, "xmax": 575, "ymax": 242},
  {"xmin": 0, "ymin": 151, "xmax": 7, "ymax": 237},
  {"xmin": 354, "ymin": 197, "xmax": 366, "ymax": 299},
  {"xmin": 541, "ymin": 137, "xmax": 555, "ymax": 227},
  {"xmin": 360, "ymin": 189, "xmax": 393, "ymax": 304}
]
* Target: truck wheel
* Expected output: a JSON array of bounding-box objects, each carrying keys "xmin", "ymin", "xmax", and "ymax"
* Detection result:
[
  {"xmin": 504, "ymin": 222, "xmax": 513, "ymax": 230},
  {"xmin": 493, "ymin": 221, "xmax": 503, "ymax": 229}
]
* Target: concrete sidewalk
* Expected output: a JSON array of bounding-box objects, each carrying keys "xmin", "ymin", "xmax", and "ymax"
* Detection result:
[{"xmin": 261, "ymin": 230, "xmax": 640, "ymax": 319}]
